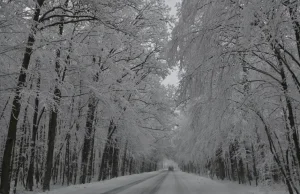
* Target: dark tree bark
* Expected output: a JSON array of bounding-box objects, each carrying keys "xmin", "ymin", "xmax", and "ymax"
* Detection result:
[
  {"xmin": 256, "ymin": 111, "xmax": 298, "ymax": 194},
  {"xmin": 251, "ymin": 144, "xmax": 258, "ymax": 186},
  {"xmin": 87, "ymin": 126, "xmax": 96, "ymax": 183},
  {"xmin": 43, "ymin": 45, "xmax": 61, "ymax": 191},
  {"xmin": 285, "ymin": 1, "xmax": 300, "ymax": 63},
  {"xmin": 121, "ymin": 141, "xmax": 128, "ymax": 176},
  {"xmin": 13, "ymin": 106, "xmax": 29, "ymax": 194},
  {"xmin": 107, "ymin": 141, "xmax": 114, "ymax": 178},
  {"xmin": 246, "ymin": 163, "xmax": 251, "ymax": 185},
  {"xmin": 217, "ymin": 157, "xmax": 225, "ymax": 180},
  {"xmin": 225, "ymin": 157, "xmax": 231, "ymax": 181},
  {"xmin": 26, "ymin": 67, "xmax": 41, "ymax": 191},
  {"xmin": 64, "ymin": 133, "xmax": 70, "ymax": 185},
  {"xmin": 274, "ymin": 48, "xmax": 300, "ymax": 170},
  {"xmin": 72, "ymin": 143, "xmax": 78, "ymax": 185},
  {"xmin": 129, "ymin": 158, "xmax": 133, "ymax": 175},
  {"xmin": 238, "ymin": 159, "xmax": 245, "ymax": 184},
  {"xmin": 111, "ymin": 142, "xmax": 119, "ymax": 178},
  {"xmin": 141, "ymin": 159, "xmax": 145, "ymax": 173},
  {"xmin": 43, "ymin": 0, "xmax": 69, "ymax": 189},
  {"xmin": 69, "ymin": 145, "xmax": 74, "ymax": 184},
  {"xmin": 52, "ymin": 152, "xmax": 61, "ymax": 184},
  {"xmin": 229, "ymin": 144, "xmax": 237, "ymax": 181},
  {"xmin": 0, "ymin": 2, "xmax": 45, "ymax": 193},
  {"xmin": 98, "ymin": 121, "xmax": 116, "ymax": 181},
  {"xmin": 80, "ymin": 95, "xmax": 97, "ymax": 184},
  {"xmin": 43, "ymin": 104, "xmax": 59, "ymax": 191}
]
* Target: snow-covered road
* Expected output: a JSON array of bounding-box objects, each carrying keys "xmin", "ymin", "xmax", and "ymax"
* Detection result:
[
  {"xmin": 113, "ymin": 171, "xmax": 262, "ymax": 194},
  {"xmin": 39, "ymin": 170, "xmax": 283, "ymax": 194},
  {"xmin": 115, "ymin": 170, "xmax": 194, "ymax": 194}
]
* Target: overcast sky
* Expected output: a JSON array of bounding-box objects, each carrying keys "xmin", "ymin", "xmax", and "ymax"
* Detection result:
[
  {"xmin": 162, "ymin": 0, "xmax": 181, "ymax": 87},
  {"xmin": 165, "ymin": 0, "xmax": 180, "ymax": 16}
]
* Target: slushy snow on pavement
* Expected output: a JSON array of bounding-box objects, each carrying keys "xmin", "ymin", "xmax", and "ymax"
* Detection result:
[{"xmin": 35, "ymin": 170, "xmax": 286, "ymax": 194}]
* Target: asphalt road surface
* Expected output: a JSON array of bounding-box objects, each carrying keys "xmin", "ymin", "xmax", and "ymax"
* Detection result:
[
  {"xmin": 100, "ymin": 171, "xmax": 184, "ymax": 194},
  {"xmin": 97, "ymin": 170, "xmax": 250, "ymax": 194},
  {"xmin": 45, "ymin": 170, "xmax": 262, "ymax": 194}
]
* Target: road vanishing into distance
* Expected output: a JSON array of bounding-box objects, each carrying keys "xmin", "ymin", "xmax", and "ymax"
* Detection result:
[
  {"xmin": 55, "ymin": 170, "xmax": 258, "ymax": 194},
  {"xmin": 101, "ymin": 170, "xmax": 186, "ymax": 194}
]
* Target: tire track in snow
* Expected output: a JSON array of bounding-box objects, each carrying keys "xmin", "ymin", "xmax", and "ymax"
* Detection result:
[
  {"xmin": 100, "ymin": 171, "xmax": 167, "ymax": 194},
  {"xmin": 141, "ymin": 171, "xmax": 169, "ymax": 194},
  {"xmin": 174, "ymin": 171, "xmax": 190, "ymax": 194}
]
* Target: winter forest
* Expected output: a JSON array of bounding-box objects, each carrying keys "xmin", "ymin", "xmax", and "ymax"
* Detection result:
[{"xmin": 1, "ymin": 0, "xmax": 300, "ymax": 194}]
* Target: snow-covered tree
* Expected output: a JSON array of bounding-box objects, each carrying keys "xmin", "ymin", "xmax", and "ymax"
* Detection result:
[
  {"xmin": 169, "ymin": 0, "xmax": 300, "ymax": 193},
  {"xmin": 0, "ymin": 0, "xmax": 175, "ymax": 193}
]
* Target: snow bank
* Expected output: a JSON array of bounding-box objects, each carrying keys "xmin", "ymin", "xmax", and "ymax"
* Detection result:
[
  {"xmin": 29, "ymin": 171, "xmax": 162, "ymax": 194},
  {"xmin": 177, "ymin": 171, "xmax": 287, "ymax": 194},
  {"xmin": 22, "ymin": 170, "xmax": 287, "ymax": 194}
]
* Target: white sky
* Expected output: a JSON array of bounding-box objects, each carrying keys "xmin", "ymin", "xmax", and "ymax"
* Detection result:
[
  {"xmin": 165, "ymin": 0, "xmax": 181, "ymax": 16},
  {"xmin": 161, "ymin": 0, "xmax": 181, "ymax": 87}
]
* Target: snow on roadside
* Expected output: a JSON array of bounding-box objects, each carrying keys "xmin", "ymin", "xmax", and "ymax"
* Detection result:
[
  {"xmin": 21, "ymin": 170, "xmax": 288, "ymax": 194},
  {"xmin": 23, "ymin": 171, "xmax": 162, "ymax": 194},
  {"xmin": 176, "ymin": 171, "xmax": 288, "ymax": 194}
]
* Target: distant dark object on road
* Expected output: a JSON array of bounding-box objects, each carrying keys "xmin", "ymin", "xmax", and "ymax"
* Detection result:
[{"xmin": 168, "ymin": 166, "xmax": 174, "ymax": 171}]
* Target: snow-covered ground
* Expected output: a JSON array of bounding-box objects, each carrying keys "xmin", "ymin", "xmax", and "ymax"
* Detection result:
[
  {"xmin": 35, "ymin": 170, "xmax": 287, "ymax": 194},
  {"xmin": 170, "ymin": 171, "xmax": 287, "ymax": 194},
  {"xmin": 31, "ymin": 171, "xmax": 162, "ymax": 194}
]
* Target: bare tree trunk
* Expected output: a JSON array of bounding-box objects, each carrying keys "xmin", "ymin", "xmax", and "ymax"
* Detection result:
[
  {"xmin": 71, "ymin": 81, "xmax": 83, "ymax": 185},
  {"xmin": 99, "ymin": 145, "xmax": 109, "ymax": 181},
  {"xmin": 275, "ymin": 48, "xmax": 300, "ymax": 170},
  {"xmin": 87, "ymin": 126, "xmax": 96, "ymax": 183},
  {"xmin": 43, "ymin": 103, "xmax": 59, "ymax": 191},
  {"xmin": 72, "ymin": 143, "xmax": 78, "ymax": 185},
  {"xmin": 99, "ymin": 121, "xmax": 116, "ymax": 181},
  {"xmin": 285, "ymin": 2, "xmax": 300, "ymax": 63},
  {"xmin": 52, "ymin": 153, "xmax": 60, "ymax": 185},
  {"xmin": 256, "ymin": 111, "xmax": 298, "ymax": 194},
  {"xmin": 69, "ymin": 144, "xmax": 74, "ymax": 184},
  {"xmin": 43, "ymin": 0, "xmax": 70, "ymax": 188},
  {"xmin": 64, "ymin": 133, "xmax": 70, "ymax": 185},
  {"xmin": 229, "ymin": 144, "xmax": 237, "ymax": 181},
  {"xmin": 13, "ymin": 110, "xmax": 27, "ymax": 194},
  {"xmin": 141, "ymin": 158, "xmax": 145, "ymax": 173},
  {"xmin": 112, "ymin": 141, "xmax": 119, "ymax": 178},
  {"xmin": 238, "ymin": 159, "xmax": 245, "ymax": 184},
  {"xmin": 80, "ymin": 95, "xmax": 97, "ymax": 184},
  {"xmin": 26, "ymin": 66, "xmax": 41, "ymax": 191},
  {"xmin": 129, "ymin": 157, "xmax": 133, "ymax": 175},
  {"xmin": 121, "ymin": 141, "xmax": 128, "ymax": 176},
  {"xmin": 0, "ymin": 2, "xmax": 45, "ymax": 193},
  {"xmin": 251, "ymin": 144, "xmax": 258, "ymax": 186}
]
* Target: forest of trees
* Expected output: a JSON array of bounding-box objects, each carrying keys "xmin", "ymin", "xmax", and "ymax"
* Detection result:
[
  {"xmin": 0, "ymin": 0, "xmax": 175, "ymax": 193},
  {"xmin": 3, "ymin": 0, "xmax": 300, "ymax": 194},
  {"xmin": 170, "ymin": 0, "xmax": 300, "ymax": 194}
]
